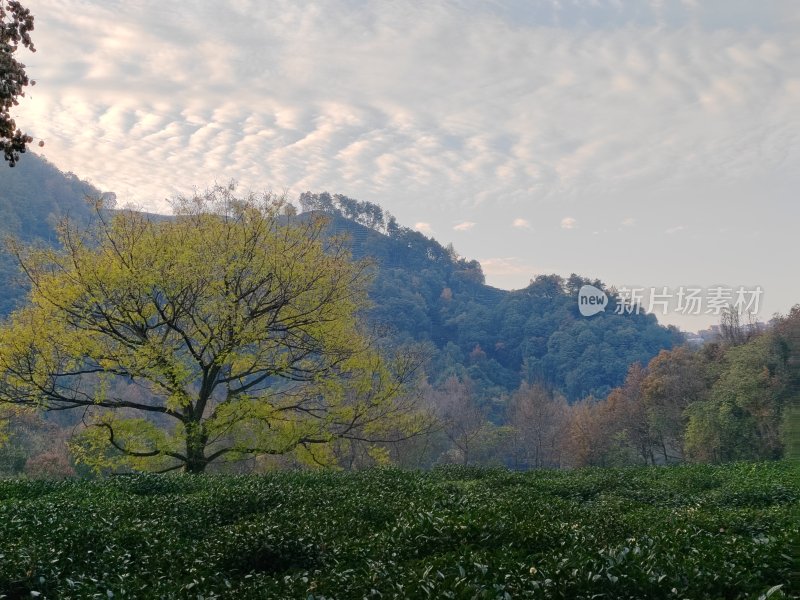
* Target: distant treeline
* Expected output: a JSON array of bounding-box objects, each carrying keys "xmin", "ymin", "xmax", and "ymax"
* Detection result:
[{"xmin": 384, "ymin": 305, "xmax": 798, "ymax": 469}]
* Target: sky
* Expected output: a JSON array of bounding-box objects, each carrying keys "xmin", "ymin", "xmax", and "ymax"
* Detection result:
[{"xmin": 12, "ymin": 0, "xmax": 800, "ymax": 331}]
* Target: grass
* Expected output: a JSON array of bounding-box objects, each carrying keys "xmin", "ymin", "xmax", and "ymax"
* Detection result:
[{"xmin": 0, "ymin": 462, "xmax": 797, "ymax": 599}]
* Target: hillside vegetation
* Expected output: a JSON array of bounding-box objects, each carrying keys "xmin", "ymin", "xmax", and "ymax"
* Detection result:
[
  {"xmin": 1, "ymin": 161, "xmax": 795, "ymax": 476},
  {"xmin": 301, "ymin": 192, "xmax": 682, "ymax": 401},
  {"xmin": 0, "ymin": 162, "xmax": 680, "ymax": 403},
  {"xmin": 0, "ymin": 153, "xmax": 99, "ymax": 314}
]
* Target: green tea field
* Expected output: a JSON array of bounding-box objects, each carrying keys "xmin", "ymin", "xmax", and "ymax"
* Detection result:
[{"xmin": 0, "ymin": 463, "xmax": 797, "ymax": 599}]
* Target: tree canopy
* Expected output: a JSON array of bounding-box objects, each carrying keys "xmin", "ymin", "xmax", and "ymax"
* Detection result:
[
  {"xmin": 0, "ymin": 186, "xmax": 427, "ymax": 472},
  {"xmin": 1, "ymin": 0, "xmax": 37, "ymax": 166},
  {"xmin": 557, "ymin": 307, "xmax": 799, "ymax": 467}
]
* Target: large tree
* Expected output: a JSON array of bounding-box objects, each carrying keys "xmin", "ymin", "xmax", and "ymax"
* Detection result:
[
  {"xmin": 0, "ymin": 187, "xmax": 426, "ymax": 472},
  {"xmin": 1, "ymin": 0, "xmax": 36, "ymax": 166},
  {"xmin": 642, "ymin": 346, "xmax": 709, "ymax": 462}
]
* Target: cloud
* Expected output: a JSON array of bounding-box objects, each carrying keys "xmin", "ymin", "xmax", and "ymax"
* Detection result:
[
  {"xmin": 665, "ymin": 225, "xmax": 686, "ymax": 234},
  {"xmin": 561, "ymin": 217, "xmax": 577, "ymax": 230},
  {"xmin": 479, "ymin": 256, "xmax": 540, "ymax": 279},
  {"xmin": 8, "ymin": 1, "xmax": 800, "ymax": 324},
  {"xmin": 621, "ymin": 217, "xmax": 636, "ymax": 227},
  {"xmin": 14, "ymin": 0, "xmax": 800, "ymax": 216},
  {"xmin": 453, "ymin": 221, "xmax": 476, "ymax": 231},
  {"xmin": 512, "ymin": 218, "xmax": 531, "ymax": 229},
  {"xmin": 479, "ymin": 256, "xmax": 561, "ymax": 290},
  {"xmin": 414, "ymin": 222, "xmax": 433, "ymax": 235},
  {"xmin": 480, "ymin": 257, "xmax": 531, "ymax": 276}
]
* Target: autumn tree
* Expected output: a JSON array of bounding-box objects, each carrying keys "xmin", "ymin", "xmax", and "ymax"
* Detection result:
[
  {"xmin": 507, "ymin": 381, "xmax": 567, "ymax": 469},
  {"xmin": 0, "ymin": 405, "xmax": 72, "ymax": 476},
  {"xmin": 1, "ymin": 0, "xmax": 37, "ymax": 166},
  {"xmin": 558, "ymin": 364, "xmax": 656, "ymax": 468},
  {"xmin": 641, "ymin": 347, "xmax": 709, "ymax": 463},
  {"xmin": 561, "ymin": 396, "xmax": 610, "ymax": 467},
  {"xmin": 0, "ymin": 186, "xmax": 427, "ymax": 473},
  {"xmin": 430, "ymin": 375, "xmax": 495, "ymax": 466},
  {"xmin": 602, "ymin": 363, "xmax": 656, "ymax": 465}
]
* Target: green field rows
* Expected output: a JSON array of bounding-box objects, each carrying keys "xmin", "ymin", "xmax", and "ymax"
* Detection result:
[{"xmin": 0, "ymin": 462, "xmax": 797, "ymax": 599}]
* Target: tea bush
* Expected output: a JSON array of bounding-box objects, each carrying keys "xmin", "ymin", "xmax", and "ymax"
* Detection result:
[{"xmin": 0, "ymin": 462, "xmax": 796, "ymax": 598}]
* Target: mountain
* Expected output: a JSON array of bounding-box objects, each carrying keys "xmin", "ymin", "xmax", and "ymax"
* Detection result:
[
  {"xmin": 0, "ymin": 153, "xmax": 102, "ymax": 314},
  {"xmin": 301, "ymin": 193, "xmax": 683, "ymax": 401},
  {"xmin": 0, "ymin": 164, "xmax": 682, "ymax": 402}
]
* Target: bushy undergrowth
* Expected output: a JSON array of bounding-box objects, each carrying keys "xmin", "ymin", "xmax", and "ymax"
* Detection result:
[{"xmin": 0, "ymin": 462, "xmax": 797, "ymax": 599}]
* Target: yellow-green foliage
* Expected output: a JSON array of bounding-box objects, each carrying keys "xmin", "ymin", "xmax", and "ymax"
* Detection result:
[
  {"xmin": 0, "ymin": 186, "xmax": 428, "ymax": 472},
  {"xmin": 0, "ymin": 413, "xmax": 8, "ymax": 448},
  {"xmin": 69, "ymin": 414, "xmax": 182, "ymax": 474},
  {"xmin": 0, "ymin": 405, "xmax": 34, "ymax": 449}
]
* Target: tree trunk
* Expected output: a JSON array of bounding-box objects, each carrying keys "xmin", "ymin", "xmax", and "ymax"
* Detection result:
[
  {"xmin": 184, "ymin": 421, "xmax": 209, "ymax": 474},
  {"xmin": 185, "ymin": 452, "xmax": 208, "ymax": 474}
]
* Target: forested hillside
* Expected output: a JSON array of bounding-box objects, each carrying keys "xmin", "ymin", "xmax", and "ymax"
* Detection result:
[
  {"xmin": 0, "ymin": 162, "xmax": 793, "ymax": 476},
  {"xmin": 0, "ymin": 163, "xmax": 680, "ymax": 404},
  {"xmin": 0, "ymin": 153, "xmax": 100, "ymax": 314},
  {"xmin": 301, "ymin": 192, "xmax": 682, "ymax": 402}
]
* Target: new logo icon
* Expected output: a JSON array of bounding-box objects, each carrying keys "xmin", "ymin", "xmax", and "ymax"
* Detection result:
[{"xmin": 578, "ymin": 285, "xmax": 608, "ymax": 317}]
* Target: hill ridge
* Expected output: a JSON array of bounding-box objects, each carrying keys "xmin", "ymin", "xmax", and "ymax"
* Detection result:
[{"xmin": 0, "ymin": 165, "xmax": 681, "ymax": 400}]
